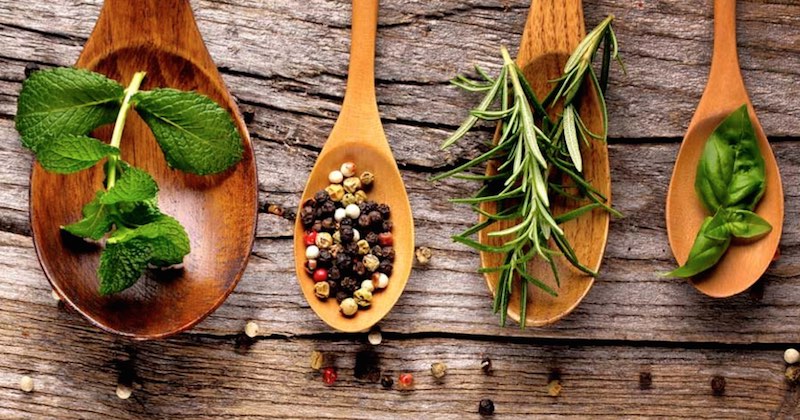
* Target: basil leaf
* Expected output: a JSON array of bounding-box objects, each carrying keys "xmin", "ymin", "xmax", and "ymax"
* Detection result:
[
  {"xmin": 666, "ymin": 215, "xmax": 731, "ymax": 278},
  {"xmin": 61, "ymin": 191, "xmax": 113, "ymax": 240},
  {"xmin": 132, "ymin": 89, "xmax": 243, "ymax": 175},
  {"xmin": 706, "ymin": 208, "xmax": 772, "ymax": 240},
  {"xmin": 16, "ymin": 68, "xmax": 124, "ymax": 150},
  {"xmin": 695, "ymin": 104, "xmax": 765, "ymax": 213},
  {"xmin": 35, "ymin": 135, "xmax": 117, "ymax": 174}
]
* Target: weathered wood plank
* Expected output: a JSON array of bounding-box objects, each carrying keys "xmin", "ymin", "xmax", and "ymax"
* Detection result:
[{"xmin": 0, "ymin": 303, "xmax": 797, "ymax": 419}]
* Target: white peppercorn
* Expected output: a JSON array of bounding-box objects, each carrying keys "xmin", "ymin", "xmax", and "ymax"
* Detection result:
[
  {"xmin": 354, "ymin": 288, "xmax": 373, "ymax": 307},
  {"xmin": 345, "ymin": 203, "xmax": 361, "ymax": 219},
  {"xmin": 360, "ymin": 171, "xmax": 375, "ymax": 186},
  {"xmin": 352, "ymin": 228, "xmax": 361, "ymax": 242},
  {"xmin": 368, "ymin": 329, "xmax": 382, "ymax": 345},
  {"xmin": 244, "ymin": 321, "xmax": 259, "ymax": 338},
  {"xmin": 334, "ymin": 208, "xmax": 347, "ymax": 222},
  {"xmin": 372, "ymin": 272, "xmax": 389, "ymax": 289},
  {"xmin": 361, "ymin": 279, "xmax": 375, "ymax": 292},
  {"xmin": 343, "ymin": 177, "xmax": 362, "ymax": 193},
  {"xmin": 341, "ymin": 162, "xmax": 356, "ymax": 177},
  {"xmin": 315, "ymin": 232, "xmax": 333, "ymax": 249},
  {"xmin": 363, "ymin": 254, "xmax": 380, "ymax": 271},
  {"xmin": 306, "ymin": 245, "xmax": 320, "ymax": 260},
  {"xmin": 340, "ymin": 298, "xmax": 358, "ymax": 316},
  {"xmin": 325, "ymin": 184, "xmax": 345, "ymax": 202},
  {"xmin": 314, "ymin": 281, "xmax": 330, "ymax": 299},
  {"xmin": 19, "ymin": 375, "xmax": 33, "ymax": 393},
  {"xmin": 116, "ymin": 383, "xmax": 132, "ymax": 400},
  {"xmin": 785, "ymin": 348, "xmax": 799, "ymax": 364},
  {"xmin": 328, "ymin": 170, "xmax": 344, "ymax": 184}
]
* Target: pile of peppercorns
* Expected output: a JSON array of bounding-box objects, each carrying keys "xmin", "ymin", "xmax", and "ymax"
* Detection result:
[{"xmin": 300, "ymin": 161, "xmax": 394, "ymax": 317}]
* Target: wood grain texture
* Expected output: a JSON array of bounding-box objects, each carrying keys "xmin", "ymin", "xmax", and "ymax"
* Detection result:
[{"xmin": 0, "ymin": 0, "xmax": 800, "ymax": 417}]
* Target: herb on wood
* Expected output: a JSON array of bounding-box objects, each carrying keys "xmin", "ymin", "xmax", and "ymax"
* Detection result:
[
  {"xmin": 432, "ymin": 17, "xmax": 622, "ymax": 327},
  {"xmin": 667, "ymin": 104, "xmax": 771, "ymax": 278},
  {"xmin": 16, "ymin": 67, "xmax": 243, "ymax": 294}
]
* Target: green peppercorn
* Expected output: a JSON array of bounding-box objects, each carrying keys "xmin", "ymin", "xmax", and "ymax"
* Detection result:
[
  {"xmin": 340, "ymin": 298, "xmax": 358, "ymax": 316},
  {"xmin": 314, "ymin": 281, "xmax": 330, "ymax": 299},
  {"xmin": 315, "ymin": 232, "xmax": 333, "ymax": 249},
  {"xmin": 341, "ymin": 193, "xmax": 357, "ymax": 206},
  {"xmin": 357, "ymin": 239, "xmax": 371, "ymax": 255},
  {"xmin": 343, "ymin": 177, "xmax": 362, "ymax": 193},
  {"xmin": 325, "ymin": 184, "xmax": 345, "ymax": 202},
  {"xmin": 353, "ymin": 288, "xmax": 373, "ymax": 307},
  {"xmin": 354, "ymin": 190, "xmax": 368, "ymax": 203},
  {"xmin": 363, "ymin": 254, "xmax": 380, "ymax": 272},
  {"xmin": 360, "ymin": 171, "xmax": 375, "ymax": 186},
  {"xmin": 431, "ymin": 362, "xmax": 447, "ymax": 379}
]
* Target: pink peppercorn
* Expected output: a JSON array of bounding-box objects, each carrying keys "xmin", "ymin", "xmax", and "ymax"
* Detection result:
[{"xmin": 322, "ymin": 367, "xmax": 337, "ymax": 385}]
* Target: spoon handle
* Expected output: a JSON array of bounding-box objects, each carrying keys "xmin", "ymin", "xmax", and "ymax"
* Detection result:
[
  {"xmin": 707, "ymin": 0, "xmax": 747, "ymax": 100},
  {"xmin": 518, "ymin": 0, "xmax": 585, "ymax": 64},
  {"xmin": 340, "ymin": 0, "xmax": 380, "ymax": 120}
]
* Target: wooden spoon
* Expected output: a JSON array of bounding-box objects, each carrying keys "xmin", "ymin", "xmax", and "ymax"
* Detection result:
[
  {"xmin": 293, "ymin": 0, "xmax": 413, "ymax": 333},
  {"xmin": 29, "ymin": 0, "xmax": 258, "ymax": 339},
  {"xmin": 666, "ymin": 0, "xmax": 783, "ymax": 297},
  {"xmin": 480, "ymin": 0, "xmax": 611, "ymax": 326}
]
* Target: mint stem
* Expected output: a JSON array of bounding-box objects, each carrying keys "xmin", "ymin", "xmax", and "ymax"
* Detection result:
[{"xmin": 106, "ymin": 71, "xmax": 146, "ymax": 189}]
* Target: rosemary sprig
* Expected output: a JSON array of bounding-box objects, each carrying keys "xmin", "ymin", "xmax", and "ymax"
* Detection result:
[{"xmin": 433, "ymin": 16, "xmax": 623, "ymax": 328}]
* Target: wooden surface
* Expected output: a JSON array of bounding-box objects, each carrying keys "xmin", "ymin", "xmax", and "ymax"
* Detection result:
[{"xmin": 1, "ymin": 0, "xmax": 800, "ymax": 417}]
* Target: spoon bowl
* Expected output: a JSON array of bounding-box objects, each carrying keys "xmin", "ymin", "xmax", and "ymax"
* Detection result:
[
  {"xmin": 293, "ymin": 0, "xmax": 413, "ymax": 332},
  {"xmin": 29, "ymin": 0, "xmax": 257, "ymax": 339},
  {"xmin": 481, "ymin": 0, "xmax": 612, "ymax": 326},
  {"xmin": 666, "ymin": 0, "xmax": 783, "ymax": 297}
]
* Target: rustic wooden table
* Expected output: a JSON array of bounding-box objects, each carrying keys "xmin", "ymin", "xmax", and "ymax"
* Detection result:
[{"xmin": 1, "ymin": 0, "xmax": 800, "ymax": 418}]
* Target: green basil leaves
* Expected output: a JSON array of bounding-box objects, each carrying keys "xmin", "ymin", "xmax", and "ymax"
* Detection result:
[{"xmin": 667, "ymin": 105, "xmax": 772, "ymax": 278}]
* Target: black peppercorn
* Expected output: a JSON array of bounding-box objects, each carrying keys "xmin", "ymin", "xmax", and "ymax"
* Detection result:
[
  {"xmin": 358, "ymin": 214, "xmax": 371, "ymax": 228},
  {"xmin": 303, "ymin": 198, "xmax": 316, "ymax": 208},
  {"xmin": 328, "ymin": 266, "xmax": 341, "ymax": 280},
  {"xmin": 478, "ymin": 399, "xmax": 495, "ymax": 416},
  {"xmin": 327, "ymin": 280, "xmax": 338, "ymax": 294},
  {"xmin": 340, "ymin": 217, "xmax": 353, "ymax": 227},
  {"xmin": 340, "ymin": 225, "xmax": 355, "ymax": 243},
  {"xmin": 371, "ymin": 245, "xmax": 383, "ymax": 258},
  {"xmin": 382, "ymin": 220, "xmax": 393, "ymax": 232},
  {"xmin": 301, "ymin": 212, "xmax": 315, "ymax": 227},
  {"xmin": 711, "ymin": 376, "xmax": 725, "ymax": 396},
  {"xmin": 480, "ymin": 357, "xmax": 492, "ymax": 374},
  {"xmin": 321, "ymin": 217, "xmax": 335, "ymax": 231},
  {"xmin": 377, "ymin": 203, "xmax": 390, "ymax": 219},
  {"xmin": 382, "ymin": 246, "xmax": 395, "ymax": 261},
  {"xmin": 335, "ymin": 253, "xmax": 351, "ymax": 268},
  {"xmin": 368, "ymin": 210, "xmax": 382, "ymax": 226},
  {"xmin": 336, "ymin": 291, "xmax": 349, "ymax": 303},
  {"xmin": 378, "ymin": 260, "xmax": 393, "ymax": 275},
  {"xmin": 318, "ymin": 250, "xmax": 332, "ymax": 267},
  {"xmin": 353, "ymin": 261, "xmax": 366, "ymax": 277},
  {"xmin": 364, "ymin": 201, "xmax": 377, "ymax": 213},
  {"xmin": 314, "ymin": 190, "xmax": 328, "ymax": 202},
  {"xmin": 345, "ymin": 242, "xmax": 359, "ymax": 255},
  {"xmin": 320, "ymin": 200, "xmax": 336, "ymax": 215},
  {"xmin": 365, "ymin": 231, "xmax": 379, "ymax": 246},
  {"xmin": 341, "ymin": 277, "xmax": 359, "ymax": 293},
  {"xmin": 381, "ymin": 375, "xmax": 393, "ymax": 389},
  {"xmin": 311, "ymin": 220, "xmax": 323, "ymax": 232}
]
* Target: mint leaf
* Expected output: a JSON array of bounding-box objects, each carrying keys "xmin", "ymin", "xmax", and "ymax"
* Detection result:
[
  {"xmin": 109, "ymin": 214, "xmax": 190, "ymax": 266},
  {"xmin": 115, "ymin": 198, "xmax": 162, "ymax": 227},
  {"xmin": 62, "ymin": 192, "xmax": 113, "ymax": 240},
  {"xmin": 100, "ymin": 166, "xmax": 158, "ymax": 205},
  {"xmin": 133, "ymin": 89, "xmax": 243, "ymax": 175},
  {"xmin": 98, "ymin": 239, "xmax": 151, "ymax": 295},
  {"xmin": 16, "ymin": 68, "xmax": 124, "ymax": 150},
  {"xmin": 35, "ymin": 135, "xmax": 117, "ymax": 174}
]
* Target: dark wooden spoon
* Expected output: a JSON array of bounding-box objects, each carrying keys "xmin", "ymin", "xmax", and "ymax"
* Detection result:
[{"xmin": 30, "ymin": 0, "xmax": 258, "ymax": 339}]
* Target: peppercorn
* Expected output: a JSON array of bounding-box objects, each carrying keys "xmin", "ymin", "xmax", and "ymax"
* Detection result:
[
  {"xmin": 339, "ymin": 225, "xmax": 355, "ymax": 243},
  {"xmin": 382, "ymin": 246, "xmax": 395, "ymax": 261},
  {"xmin": 365, "ymin": 231, "xmax": 379, "ymax": 246},
  {"xmin": 368, "ymin": 210, "xmax": 382, "ymax": 226},
  {"xmin": 481, "ymin": 357, "xmax": 493, "ymax": 374},
  {"xmin": 325, "ymin": 184, "xmax": 345, "ymax": 202},
  {"xmin": 787, "ymin": 366, "xmax": 800, "ymax": 384},
  {"xmin": 322, "ymin": 367, "xmax": 337, "ymax": 385},
  {"xmin": 354, "ymin": 288, "xmax": 373, "ymax": 307},
  {"xmin": 361, "ymin": 279, "xmax": 375, "ymax": 292},
  {"xmin": 785, "ymin": 348, "xmax": 800, "ymax": 364},
  {"xmin": 311, "ymin": 220, "xmax": 323, "ymax": 232},
  {"xmin": 415, "ymin": 247, "xmax": 432, "ymax": 265},
  {"xmin": 372, "ymin": 272, "xmax": 389, "ymax": 289},
  {"xmin": 382, "ymin": 220, "xmax": 393, "ymax": 232},
  {"xmin": 478, "ymin": 399, "xmax": 494, "ymax": 416},
  {"xmin": 431, "ymin": 362, "xmax": 447, "ymax": 379},
  {"xmin": 310, "ymin": 351, "xmax": 324, "ymax": 370},
  {"xmin": 353, "ymin": 260, "xmax": 367, "ymax": 277},
  {"xmin": 320, "ymin": 200, "xmax": 336, "ymax": 215},
  {"xmin": 711, "ymin": 376, "xmax": 726, "ymax": 396},
  {"xmin": 378, "ymin": 259, "xmax": 393, "ymax": 275},
  {"xmin": 363, "ymin": 254, "xmax": 380, "ymax": 272},
  {"xmin": 398, "ymin": 373, "xmax": 413, "ymax": 389},
  {"xmin": 352, "ymin": 228, "xmax": 361, "ymax": 242},
  {"xmin": 329, "ymin": 243, "xmax": 343, "ymax": 257},
  {"xmin": 116, "ymin": 384, "xmax": 132, "ymax": 400},
  {"xmin": 314, "ymin": 190, "xmax": 328, "ymax": 202},
  {"xmin": 547, "ymin": 380, "xmax": 562, "ymax": 396},
  {"xmin": 360, "ymin": 171, "xmax": 375, "ymax": 186},
  {"xmin": 377, "ymin": 203, "xmax": 390, "ymax": 218},
  {"xmin": 358, "ymin": 214, "xmax": 371, "ymax": 228},
  {"xmin": 321, "ymin": 217, "xmax": 335, "ymax": 231},
  {"xmin": 336, "ymin": 291, "xmax": 349, "ymax": 303},
  {"xmin": 345, "ymin": 242, "xmax": 359, "ymax": 255},
  {"xmin": 304, "ymin": 259, "xmax": 317, "ymax": 275},
  {"xmin": 313, "ymin": 268, "xmax": 328, "ymax": 283},
  {"xmin": 354, "ymin": 190, "xmax": 368, "ymax": 203},
  {"xmin": 315, "ymin": 232, "xmax": 333, "ymax": 249},
  {"xmin": 381, "ymin": 375, "xmax": 393, "ymax": 389},
  {"xmin": 345, "ymin": 203, "xmax": 361, "ymax": 220},
  {"xmin": 318, "ymin": 250, "xmax": 332, "ymax": 267},
  {"xmin": 368, "ymin": 328, "xmax": 381, "ymax": 345},
  {"xmin": 341, "ymin": 277, "xmax": 359, "ymax": 293},
  {"xmin": 340, "ymin": 298, "xmax": 358, "ymax": 316},
  {"xmin": 328, "ymin": 266, "xmax": 341, "ymax": 281},
  {"xmin": 341, "ymin": 162, "xmax": 356, "ymax": 177},
  {"xmin": 335, "ymin": 253, "xmax": 351, "ymax": 267},
  {"xmin": 314, "ymin": 281, "xmax": 330, "ymax": 298},
  {"xmin": 343, "ymin": 177, "xmax": 361, "ymax": 193},
  {"xmin": 344, "ymin": 193, "xmax": 360, "ymax": 207},
  {"xmin": 334, "ymin": 208, "xmax": 347, "ymax": 222},
  {"xmin": 306, "ymin": 245, "xmax": 320, "ymax": 260},
  {"xmin": 303, "ymin": 198, "xmax": 316, "ymax": 208},
  {"xmin": 301, "ymin": 212, "xmax": 315, "ymax": 227},
  {"xmin": 378, "ymin": 232, "xmax": 393, "ymax": 246},
  {"xmin": 340, "ymin": 217, "xmax": 353, "ymax": 227},
  {"xmin": 328, "ymin": 170, "xmax": 344, "ymax": 184},
  {"xmin": 357, "ymin": 239, "xmax": 371, "ymax": 255},
  {"xmin": 19, "ymin": 375, "xmax": 34, "ymax": 393},
  {"xmin": 303, "ymin": 231, "xmax": 317, "ymax": 246}
]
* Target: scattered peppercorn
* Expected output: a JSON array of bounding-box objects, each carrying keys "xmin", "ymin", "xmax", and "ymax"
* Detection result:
[
  {"xmin": 310, "ymin": 351, "xmax": 324, "ymax": 370},
  {"xmin": 785, "ymin": 348, "xmax": 800, "ymax": 364},
  {"xmin": 711, "ymin": 376, "xmax": 726, "ymax": 396},
  {"xmin": 116, "ymin": 383, "xmax": 132, "ymax": 399},
  {"xmin": 639, "ymin": 371, "xmax": 652, "ymax": 390},
  {"xmin": 415, "ymin": 246, "xmax": 432, "ymax": 265},
  {"xmin": 398, "ymin": 373, "xmax": 414, "ymax": 389},
  {"xmin": 19, "ymin": 375, "xmax": 33, "ymax": 393},
  {"xmin": 321, "ymin": 367, "xmax": 337, "ymax": 385},
  {"xmin": 381, "ymin": 375, "xmax": 394, "ymax": 389},
  {"xmin": 480, "ymin": 357, "xmax": 493, "ymax": 374},
  {"xmin": 244, "ymin": 321, "xmax": 259, "ymax": 338},
  {"xmin": 368, "ymin": 328, "xmax": 382, "ymax": 345},
  {"xmin": 478, "ymin": 399, "xmax": 495, "ymax": 416},
  {"xmin": 547, "ymin": 380, "xmax": 562, "ymax": 396},
  {"xmin": 786, "ymin": 366, "xmax": 800, "ymax": 384},
  {"xmin": 431, "ymin": 362, "xmax": 447, "ymax": 379}
]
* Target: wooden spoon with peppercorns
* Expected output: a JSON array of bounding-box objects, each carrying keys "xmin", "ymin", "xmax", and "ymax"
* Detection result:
[{"xmin": 293, "ymin": 0, "xmax": 414, "ymax": 332}]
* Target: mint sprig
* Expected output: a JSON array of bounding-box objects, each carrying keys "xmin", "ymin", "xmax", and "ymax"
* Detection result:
[{"xmin": 16, "ymin": 67, "xmax": 243, "ymax": 295}]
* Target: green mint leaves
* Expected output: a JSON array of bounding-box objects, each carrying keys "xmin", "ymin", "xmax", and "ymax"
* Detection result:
[
  {"xmin": 16, "ymin": 67, "xmax": 243, "ymax": 295},
  {"xmin": 133, "ymin": 89, "xmax": 243, "ymax": 175},
  {"xmin": 16, "ymin": 68, "xmax": 124, "ymax": 150},
  {"xmin": 668, "ymin": 105, "xmax": 772, "ymax": 278}
]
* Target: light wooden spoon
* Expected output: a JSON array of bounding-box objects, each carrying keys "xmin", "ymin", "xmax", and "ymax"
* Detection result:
[
  {"xmin": 30, "ymin": 0, "xmax": 258, "ymax": 339},
  {"xmin": 666, "ymin": 0, "xmax": 783, "ymax": 297},
  {"xmin": 293, "ymin": 0, "xmax": 414, "ymax": 332},
  {"xmin": 481, "ymin": 0, "xmax": 611, "ymax": 326}
]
